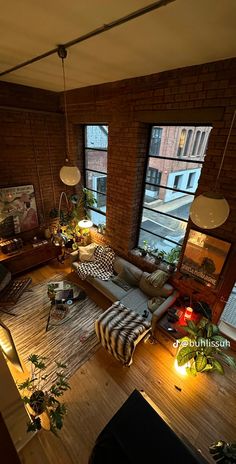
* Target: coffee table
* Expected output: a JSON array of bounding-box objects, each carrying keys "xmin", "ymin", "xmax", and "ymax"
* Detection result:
[{"xmin": 46, "ymin": 280, "xmax": 86, "ymax": 331}]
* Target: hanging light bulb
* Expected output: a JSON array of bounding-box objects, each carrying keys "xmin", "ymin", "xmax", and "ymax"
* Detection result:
[
  {"xmin": 58, "ymin": 45, "xmax": 81, "ymax": 186},
  {"xmin": 190, "ymin": 111, "xmax": 235, "ymax": 229}
]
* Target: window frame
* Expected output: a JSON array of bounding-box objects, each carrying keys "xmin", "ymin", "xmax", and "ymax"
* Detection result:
[
  {"xmin": 83, "ymin": 124, "xmax": 108, "ymax": 221},
  {"xmin": 137, "ymin": 123, "xmax": 212, "ymax": 254}
]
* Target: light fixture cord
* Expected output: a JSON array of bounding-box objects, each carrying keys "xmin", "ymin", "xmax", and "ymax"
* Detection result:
[
  {"xmin": 61, "ymin": 57, "xmax": 71, "ymax": 162},
  {"xmin": 215, "ymin": 109, "xmax": 236, "ymax": 189}
]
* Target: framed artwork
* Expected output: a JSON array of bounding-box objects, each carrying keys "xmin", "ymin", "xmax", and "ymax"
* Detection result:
[
  {"xmin": 180, "ymin": 229, "xmax": 231, "ymax": 287},
  {"xmin": 0, "ymin": 184, "xmax": 38, "ymax": 237}
]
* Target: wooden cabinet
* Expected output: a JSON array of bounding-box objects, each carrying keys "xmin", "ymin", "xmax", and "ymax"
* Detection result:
[{"xmin": 0, "ymin": 241, "xmax": 61, "ymax": 275}]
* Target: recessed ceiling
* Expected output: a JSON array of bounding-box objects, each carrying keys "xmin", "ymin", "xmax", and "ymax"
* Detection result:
[{"xmin": 1, "ymin": 0, "xmax": 236, "ymax": 91}]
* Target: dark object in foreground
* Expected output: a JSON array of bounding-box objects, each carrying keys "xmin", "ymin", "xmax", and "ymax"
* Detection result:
[
  {"xmin": 209, "ymin": 440, "xmax": 236, "ymax": 463},
  {"xmin": 89, "ymin": 389, "xmax": 208, "ymax": 464}
]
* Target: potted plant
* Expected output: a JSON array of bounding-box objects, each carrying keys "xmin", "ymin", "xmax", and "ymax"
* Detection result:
[
  {"xmin": 163, "ymin": 246, "xmax": 181, "ymax": 272},
  {"xmin": 18, "ymin": 354, "xmax": 71, "ymax": 434},
  {"xmin": 140, "ymin": 240, "xmax": 149, "ymax": 257},
  {"xmin": 176, "ymin": 319, "xmax": 236, "ymax": 376},
  {"xmin": 209, "ymin": 440, "xmax": 236, "ymax": 463}
]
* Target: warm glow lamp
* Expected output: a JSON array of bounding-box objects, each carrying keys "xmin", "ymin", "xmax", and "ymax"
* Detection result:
[
  {"xmin": 78, "ymin": 219, "xmax": 93, "ymax": 229},
  {"xmin": 190, "ymin": 110, "xmax": 236, "ymax": 229},
  {"xmin": 58, "ymin": 45, "xmax": 81, "ymax": 187}
]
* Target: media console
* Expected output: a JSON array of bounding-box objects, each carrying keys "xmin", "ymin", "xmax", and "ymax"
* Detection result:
[{"xmin": 0, "ymin": 240, "xmax": 61, "ymax": 275}]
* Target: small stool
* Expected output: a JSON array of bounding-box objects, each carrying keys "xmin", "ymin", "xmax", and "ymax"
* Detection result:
[{"xmin": 95, "ymin": 301, "xmax": 151, "ymax": 366}]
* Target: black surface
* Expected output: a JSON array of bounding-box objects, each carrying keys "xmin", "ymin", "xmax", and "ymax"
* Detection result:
[{"xmin": 89, "ymin": 389, "xmax": 208, "ymax": 464}]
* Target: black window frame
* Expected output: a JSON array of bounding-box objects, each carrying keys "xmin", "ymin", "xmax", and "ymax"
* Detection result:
[
  {"xmin": 137, "ymin": 123, "xmax": 212, "ymax": 254},
  {"xmin": 84, "ymin": 124, "xmax": 108, "ymax": 222}
]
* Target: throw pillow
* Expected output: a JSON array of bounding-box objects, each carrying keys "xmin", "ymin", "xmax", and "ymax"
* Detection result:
[
  {"xmin": 140, "ymin": 273, "xmax": 173, "ymax": 298},
  {"xmin": 112, "ymin": 276, "xmax": 131, "ymax": 292},
  {"xmin": 78, "ymin": 243, "xmax": 97, "ymax": 262},
  {"xmin": 145, "ymin": 269, "xmax": 169, "ymax": 288}
]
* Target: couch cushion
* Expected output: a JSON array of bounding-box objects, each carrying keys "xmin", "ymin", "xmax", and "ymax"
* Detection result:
[
  {"xmin": 86, "ymin": 276, "xmax": 128, "ymax": 302},
  {"xmin": 120, "ymin": 288, "xmax": 151, "ymax": 319},
  {"xmin": 139, "ymin": 273, "xmax": 174, "ymax": 298},
  {"xmin": 118, "ymin": 266, "xmax": 141, "ymax": 287},
  {"xmin": 78, "ymin": 243, "xmax": 97, "ymax": 262},
  {"xmin": 112, "ymin": 275, "xmax": 132, "ymax": 292},
  {"xmin": 145, "ymin": 269, "xmax": 169, "ymax": 288},
  {"xmin": 113, "ymin": 257, "xmax": 142, "ymax": 283}
]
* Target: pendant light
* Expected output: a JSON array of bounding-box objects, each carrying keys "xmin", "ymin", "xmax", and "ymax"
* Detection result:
[
  {"xmin": 190, "ymin": 110, "xmax": 236, "ymax": 229},
  {"xmin": 58, "ymin": 45, "xmax": 81, "ymax": 186}
]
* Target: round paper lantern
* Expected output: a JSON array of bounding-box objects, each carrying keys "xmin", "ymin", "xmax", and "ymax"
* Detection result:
[
  {"xmin": 59, "ymin": 165, "xmax": 81, "ymax": 186},
  {"xmin": 190, "ymin": 192, "xmax": 230, "ymax": 229}
]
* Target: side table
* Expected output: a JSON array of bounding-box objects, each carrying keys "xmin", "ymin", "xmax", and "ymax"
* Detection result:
[{"xmin": 46, "ymin": 280, "xmax": 86, "ymax": 331}]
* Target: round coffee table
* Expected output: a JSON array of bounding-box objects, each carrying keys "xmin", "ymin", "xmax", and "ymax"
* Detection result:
[{"xmin": 46, "ymin": 280, "xmax": 86, "ymax": 331}]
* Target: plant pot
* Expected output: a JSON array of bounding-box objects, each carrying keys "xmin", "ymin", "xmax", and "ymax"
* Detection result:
[{"xmin": 29, "ymin": 390, "xmax": 46, "ymax": 415}]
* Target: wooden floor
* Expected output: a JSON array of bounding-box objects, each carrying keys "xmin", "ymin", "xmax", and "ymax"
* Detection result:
[{"xmin": 18, "ymin": 260, "xmax": 236, "ymax": 464}]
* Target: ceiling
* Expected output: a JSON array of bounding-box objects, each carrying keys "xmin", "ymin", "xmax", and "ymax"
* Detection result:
[{"xmin": 0, "ymin": 0, "xmax": 236, "ymax": 92}]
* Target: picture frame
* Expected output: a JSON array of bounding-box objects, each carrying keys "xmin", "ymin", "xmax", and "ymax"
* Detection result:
[
  {"xmin": 0, "ymin": 184, "xmax": 39, "ymax": 237},
  {"xmin": 180, "ymin": 229, "xmax": 231, "ymax": 287}
]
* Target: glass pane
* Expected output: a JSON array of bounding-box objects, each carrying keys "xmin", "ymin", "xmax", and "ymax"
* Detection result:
[
  {"xmin": 138, "ymin": 229, "xmax": 181, "ymax": 255},
  {"xmin": 87, "ymin": 208, "xmax": 106, "ymax": 226},
  {"xmin": 143, "ymin": 186, "xmax": 193, "ymax": 221},
  {"xmin": 146, "ymin": 158, "xmax": 201, "ymax": 193},
  {"xmin": 85, "ymin": 125, "xmax": 108, "ymax": 149},
  {"xmin": 85, "ymin": 172, "xmax": 107, "ymax": 194},
  {"xmin": 85, "ymin": 149, "xmax": 107, "ymax": 173},
  {"xmin": 148, "ymin": 125, "xmax": 212, "ymax": 161},
  {"xmin": 86, "ymin": 189, "xmax": 106, "ymax": 212},
  {"xmin": 141, "ymin": 208, "xmax": 187, "ymax": 245},
  {"xmin": 220, "ymin": 283, "xmax": 236, "ymax": 327}
]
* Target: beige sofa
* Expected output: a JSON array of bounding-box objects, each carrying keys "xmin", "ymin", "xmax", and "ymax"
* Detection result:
[{"xmin": 71, "ymin": 253, "xmax": 179, "ymax": 335}]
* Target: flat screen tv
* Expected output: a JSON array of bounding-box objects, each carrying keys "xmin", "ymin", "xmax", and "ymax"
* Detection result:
[{"xmin": 0, "ymin": 184, "xmax": 39, "ymax": 238}]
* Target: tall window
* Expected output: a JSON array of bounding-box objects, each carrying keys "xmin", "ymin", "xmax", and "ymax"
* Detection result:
[
  {"xmin": 138, "ymin": 125, "xmax": 212, "ymax": 256},
  {"xmin": 149, "ymin": 127, "xmax": 162, "ymax": 156},
  {"xmin": 84, "ymin": 125, "xmax": 108, "ymax": 225}
]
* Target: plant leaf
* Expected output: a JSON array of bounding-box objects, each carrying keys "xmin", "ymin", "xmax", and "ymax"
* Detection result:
[
  {"xmin": 202, "ymin": 364, "xmax": 213, "ymax": 372},
  {"xmin": 211, "ymin": 335, "xmax": 230, "ymax": 348},
  {"xmin": 185, "ymin": 366, "xmax": 197, "ymax": 376},
  {"xmin": 218, "ymin": 353, "xmax": 236, "ymax": 369},
  {"xmin": 212, "ymin": 359, "xmax": 224, "ymax": 375},
  {"xmin": 207, "ymin": 323, "xmax": 213, "ymax": 338},
  {"xmin": 195, "ymin": 354, "xmax": 207, "ymax": 372},
  {"xmin": 177, "ymin": 346, "xmax": 196, "ymax": 366}
]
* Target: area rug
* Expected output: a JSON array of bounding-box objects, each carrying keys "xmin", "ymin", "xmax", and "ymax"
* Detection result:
[{"xmin": 1, "ymin": 273, "xmax": 103, "ymax": 386}]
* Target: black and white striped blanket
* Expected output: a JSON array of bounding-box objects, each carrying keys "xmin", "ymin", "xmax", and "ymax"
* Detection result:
[
  {"xmin": 95, "ymin": 301, "xmax": 151, "ymax": 366},
  {"xmin": 76, "ymin": 245, "xmax": 115, "ymax": 281}
]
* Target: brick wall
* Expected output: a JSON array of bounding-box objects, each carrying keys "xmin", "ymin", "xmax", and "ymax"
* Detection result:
[
  {"xmin": 65, "ymin": 57, "xmax": 236, "ymax": 320},
  {"xmin": 1, "ymin": 59, "xmax": 236, "ymax": 321},
  {"xmin": 0, "ymin": 83, "xmax": 70, "ymax": 232}
]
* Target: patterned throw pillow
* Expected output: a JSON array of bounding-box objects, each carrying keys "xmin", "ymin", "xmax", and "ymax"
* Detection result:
[
  {"xmin": 78, "ymin": 243, "xmax": 97, "ymax": 262},
  {"xmin": 145, "ymin": 269, "xmax": 169, "ymax": 288}
]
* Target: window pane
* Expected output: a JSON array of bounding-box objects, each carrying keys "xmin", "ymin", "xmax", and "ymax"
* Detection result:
[
  {"xmin": 147, "ymin": 125, "xmax": 212, "ymax": 161},
  {"xmin": 87, "ymin": 208, "xmax": 106, "ymax": 226},
  {"xmin": 149, "ymin": 127, "xmax": 162, "ymax": 156},
  {"xmin": 138, "ymin": 229, "xmax": 181, "ymax": 254},
  {"xmin": 141, "ymin": 208, "xmax": 186, "ymax": 245},
  {"xmin": 143, "ymin": 186, "xmax": 193, "ymax": 220},
  {"xmin": 85, "ymin": 149, "xmax": 107, "ymax": 173},
  {"xmin": 85, "ymin": 125, "xmax": 108, "ymax": 149},
  {"xmin": 86, "ymin": 189, "xmax": 106, "ymax": 212},
  {"xmin": 85, "ymin": 171, "xmax": 107, "ymax": 194},
  {"xmin": 146, "ymin": 158, "xmax": 201, "ymax": 193}
]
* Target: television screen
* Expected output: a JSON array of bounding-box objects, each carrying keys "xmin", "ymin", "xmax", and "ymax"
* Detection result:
[{"xmin": 0, "ymin": 185, "xmax": 39, "ymax": 238}]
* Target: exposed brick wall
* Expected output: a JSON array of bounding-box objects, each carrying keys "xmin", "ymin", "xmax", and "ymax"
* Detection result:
[
  {"xmin": 0, "ymin": 106, "xmax": 69, "ymax": 230},
  {"xmin": 65, "ymin": 57, "xmax": 236, "ymax": 320},
  {"xmin": 1, "ymin": 58, "xmax": 236, "ymax": 322}
]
